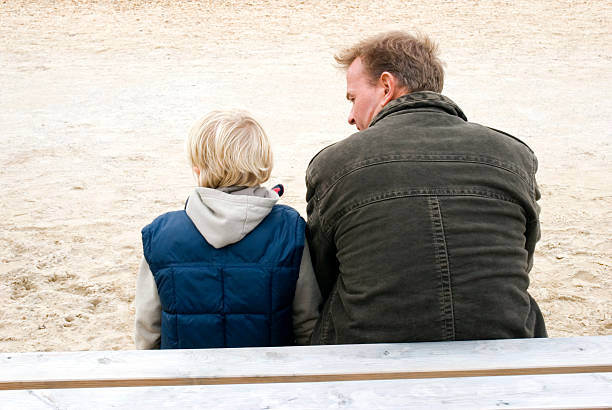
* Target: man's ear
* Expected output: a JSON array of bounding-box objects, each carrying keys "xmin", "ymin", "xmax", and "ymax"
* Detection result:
[{"xmin": 379, "ymin": 72, "xmax": 409, "ymax": 105}]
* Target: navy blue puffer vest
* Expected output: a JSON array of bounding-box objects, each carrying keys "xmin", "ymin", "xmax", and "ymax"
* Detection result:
[{"xmin": 142, "ymin": 204, "xmax": 305, "ymax": 349}]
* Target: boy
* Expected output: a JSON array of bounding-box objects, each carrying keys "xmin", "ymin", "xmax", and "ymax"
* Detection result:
[{"xmin": 135, "ymin": 110, "xmax": 320, "ymax": 349}]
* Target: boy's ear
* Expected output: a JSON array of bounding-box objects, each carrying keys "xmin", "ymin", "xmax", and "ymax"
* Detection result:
[{"xmin": 192, "ymin": 166, "xmax": 201, "ymax": 176}]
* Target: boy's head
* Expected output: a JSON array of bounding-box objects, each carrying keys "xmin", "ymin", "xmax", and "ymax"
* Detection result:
[{"xmin": 186, "ymin": 110, "xmax": 273, "ymax": 188}]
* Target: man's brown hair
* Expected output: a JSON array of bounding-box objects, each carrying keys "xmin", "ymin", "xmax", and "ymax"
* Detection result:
[{"xmin": 335, "ymin": 31, "xmax": 444, "ymax": 93}]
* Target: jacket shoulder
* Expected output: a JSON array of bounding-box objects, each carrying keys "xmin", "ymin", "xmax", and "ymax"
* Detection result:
[
  {"xmin": 307, "ymin": 142, "xmax": 339, "ymax": 169},
  {"xmin": 486, "ymin": 126, "xmax": 535, "ymax": 154},
  {"xmin": 306, "ymin": 130, "xmax": 369, "ymax": 184},
  {"xmin": 142, "ymin": 210, "xmax": 188, "ymax": 235},
  {"xmin": 269, "ymin": 204, "xmax": 306, "ymax": 230},
  {"xmin": 272, "ymin": 203, "xmax": 302, "ymax": 217}
]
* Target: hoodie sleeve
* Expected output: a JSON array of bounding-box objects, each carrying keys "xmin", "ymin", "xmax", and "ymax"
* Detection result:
[
  {"xmin": 134, "ymin": 258, "xmax": 161, "ymax": 349},
  {"xmin": 292, "ymin": 237, "xmax": 322, "ymax": 345}
]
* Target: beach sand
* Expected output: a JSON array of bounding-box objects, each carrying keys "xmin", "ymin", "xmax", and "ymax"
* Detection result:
[{"xmin": 1, "ymin": 0, "xmax": 610, "ymax": 352}]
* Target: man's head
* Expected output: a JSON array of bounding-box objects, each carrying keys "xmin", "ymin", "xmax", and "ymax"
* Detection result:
[
  {"xmin": 336, "ymin": 31, "xmax": 444, "ymax": 130},
  {"xmin": 186, "ymin": 110, "xmax": 273, "ymax": 188}
]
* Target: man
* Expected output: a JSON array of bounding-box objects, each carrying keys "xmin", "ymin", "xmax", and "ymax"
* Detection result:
[{"xmin": 306, "ymin": 31, "xmax": 547, "ymax": 344}]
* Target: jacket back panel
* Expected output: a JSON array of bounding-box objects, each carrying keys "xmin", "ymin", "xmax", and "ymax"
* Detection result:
[{"xmin": 142, "ymin": 205, "xmax": 305, "ymax": 348}]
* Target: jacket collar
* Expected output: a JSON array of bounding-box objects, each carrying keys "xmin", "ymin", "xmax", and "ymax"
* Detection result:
[{"xmin": 369, "ymin": 91, "xmax": 468, "ymax": 127}]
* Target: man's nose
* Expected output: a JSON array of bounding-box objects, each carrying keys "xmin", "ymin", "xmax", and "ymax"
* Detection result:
[{"xmin": 348, "ymin": 110, "xmax": 356, "ymax": 126}]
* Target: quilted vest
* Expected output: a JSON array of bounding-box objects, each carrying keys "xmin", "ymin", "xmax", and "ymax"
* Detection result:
[{"xmin": 142, "ymin": 204, "xmax": 305, "ymax": 349}]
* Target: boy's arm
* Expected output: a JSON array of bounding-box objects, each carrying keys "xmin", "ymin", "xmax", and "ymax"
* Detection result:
[
  {"xmin": 134, "ymin": 258, "xmax": 161, "ymax": 349},
  {"xmin": 292, "ymin": 237, "xmax": 322, "ymax": 345}
]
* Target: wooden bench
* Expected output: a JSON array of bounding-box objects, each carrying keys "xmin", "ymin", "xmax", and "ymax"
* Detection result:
[{"xmin": 1, "ymin": 336, "xmax": 611, "ymax": 409}]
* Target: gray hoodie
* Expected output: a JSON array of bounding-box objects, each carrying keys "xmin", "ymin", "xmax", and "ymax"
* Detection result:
[{"xmin": 134, "ymin": 186, "xmax": 321, "ymax": 348}]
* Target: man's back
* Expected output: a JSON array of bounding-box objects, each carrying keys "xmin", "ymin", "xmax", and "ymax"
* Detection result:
[{"xmin": 306, "ymin": 92, "xmax": 547, "ymax": 344}]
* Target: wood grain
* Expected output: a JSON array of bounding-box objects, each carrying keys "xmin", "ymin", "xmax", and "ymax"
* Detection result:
[
  {"xmin": 1, "ymin": 336, "xmax": 611, "ymax": 390},
  {"xmin": 2, "ymin": 373, "xmax": 611, "ymax": 409}
]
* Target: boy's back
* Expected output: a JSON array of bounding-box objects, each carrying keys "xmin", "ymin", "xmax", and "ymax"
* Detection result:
[{"xmin": 143, "ymin": 190, "xmax": 305, "ymax": 349}]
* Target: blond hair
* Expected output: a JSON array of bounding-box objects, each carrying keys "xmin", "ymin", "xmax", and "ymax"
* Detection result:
[
  {"xmin": 335, "ymin": 31, "xmax": 444, "ymax": 93},
  {"xmin": 186, "ymin": 110, "xmax": 272, "ymax": 188}
]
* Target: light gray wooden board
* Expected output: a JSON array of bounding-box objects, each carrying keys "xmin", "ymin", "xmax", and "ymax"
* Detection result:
[
  {"xmin": 1, "ymin": 336, "xmax": 611, "ymax": 390},
  {"xmin": 2, "ymin": 373, "xmax": 611, "ymax": 410}
]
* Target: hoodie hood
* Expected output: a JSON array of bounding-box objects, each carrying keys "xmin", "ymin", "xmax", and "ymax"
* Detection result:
[{"xmin": 185, "ymin": 186, "xmax": 279, "ymax": 249}]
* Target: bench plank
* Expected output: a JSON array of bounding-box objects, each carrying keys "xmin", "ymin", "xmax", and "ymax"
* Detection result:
[
  {"xmin": 3, "ymin": 373, "xmax": 611, "ymax": 409},
  {"xmin": 1, "ymin": 336, "xmax": 611, "ymax": 390}
]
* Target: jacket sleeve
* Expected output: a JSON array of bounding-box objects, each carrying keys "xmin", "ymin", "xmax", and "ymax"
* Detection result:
[
  {"xmin": 134, "ymin": 258, "xmax": 161, "ymax": 349},
  {"xmin": 305, "ymin": 171, "xmax": 340, "ymax": 301},
  {"xmin": 292, "ymin": 237, "xmax": 322, "ymax": 345},
  {"xmin": 525, "ymin": 158, "xmax": 542, "ymax": 274}
]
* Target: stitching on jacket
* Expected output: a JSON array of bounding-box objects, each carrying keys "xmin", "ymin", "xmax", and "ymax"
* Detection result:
[
  {"xmin": 486, "ymin": 126, "xmax": 535, "ymax": 153},
  {"xmin": 428, "ymin": 197, "xmax": 456, "ymax": 341},
  {"xmin": 321, "ymin": 188, "xmax": 520, "ymax": 237},
  {"xmin": 318, "ymin": 154, "xmax": 532, "ymax": 200}
]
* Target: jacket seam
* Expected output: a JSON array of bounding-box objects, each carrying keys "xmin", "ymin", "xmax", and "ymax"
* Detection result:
[
  {"xmin": 318, "ymin": 156, "xmax": 531, "ymax": 200},
  {"xmin": 428, "ymin": 197, "xmax": 456, "ymax": 341},
  {"xmin": 487, "ymin": 126, "xmax": 535, "ymax": 153},
  {"xmin": 322, "ymin": 189, "xmax": 520, "ymax": 238}
]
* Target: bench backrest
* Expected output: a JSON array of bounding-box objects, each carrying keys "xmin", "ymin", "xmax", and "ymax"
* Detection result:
[{"xmin": 1, "ymin": 336, "xmax": 611, "ymax": 409}]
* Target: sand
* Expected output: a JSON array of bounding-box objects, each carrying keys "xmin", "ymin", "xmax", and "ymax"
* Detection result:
[{"xmin": 0, "ymin": 0, "xmax": 610, "ymax": 352}]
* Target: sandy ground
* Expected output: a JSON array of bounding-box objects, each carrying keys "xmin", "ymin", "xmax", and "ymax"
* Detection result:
[{"xmin": 0, "ymin": 0, "xmax": 610, "ymax": 352}]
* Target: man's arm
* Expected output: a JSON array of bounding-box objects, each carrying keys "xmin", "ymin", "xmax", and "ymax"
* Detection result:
[
  {"xmin": 292, "ymin": 238, "xmax": 322, "ymax": 345},
  {"xmin": 305, "ymin": 172, "xmax": 340, "ymax": 301}
]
